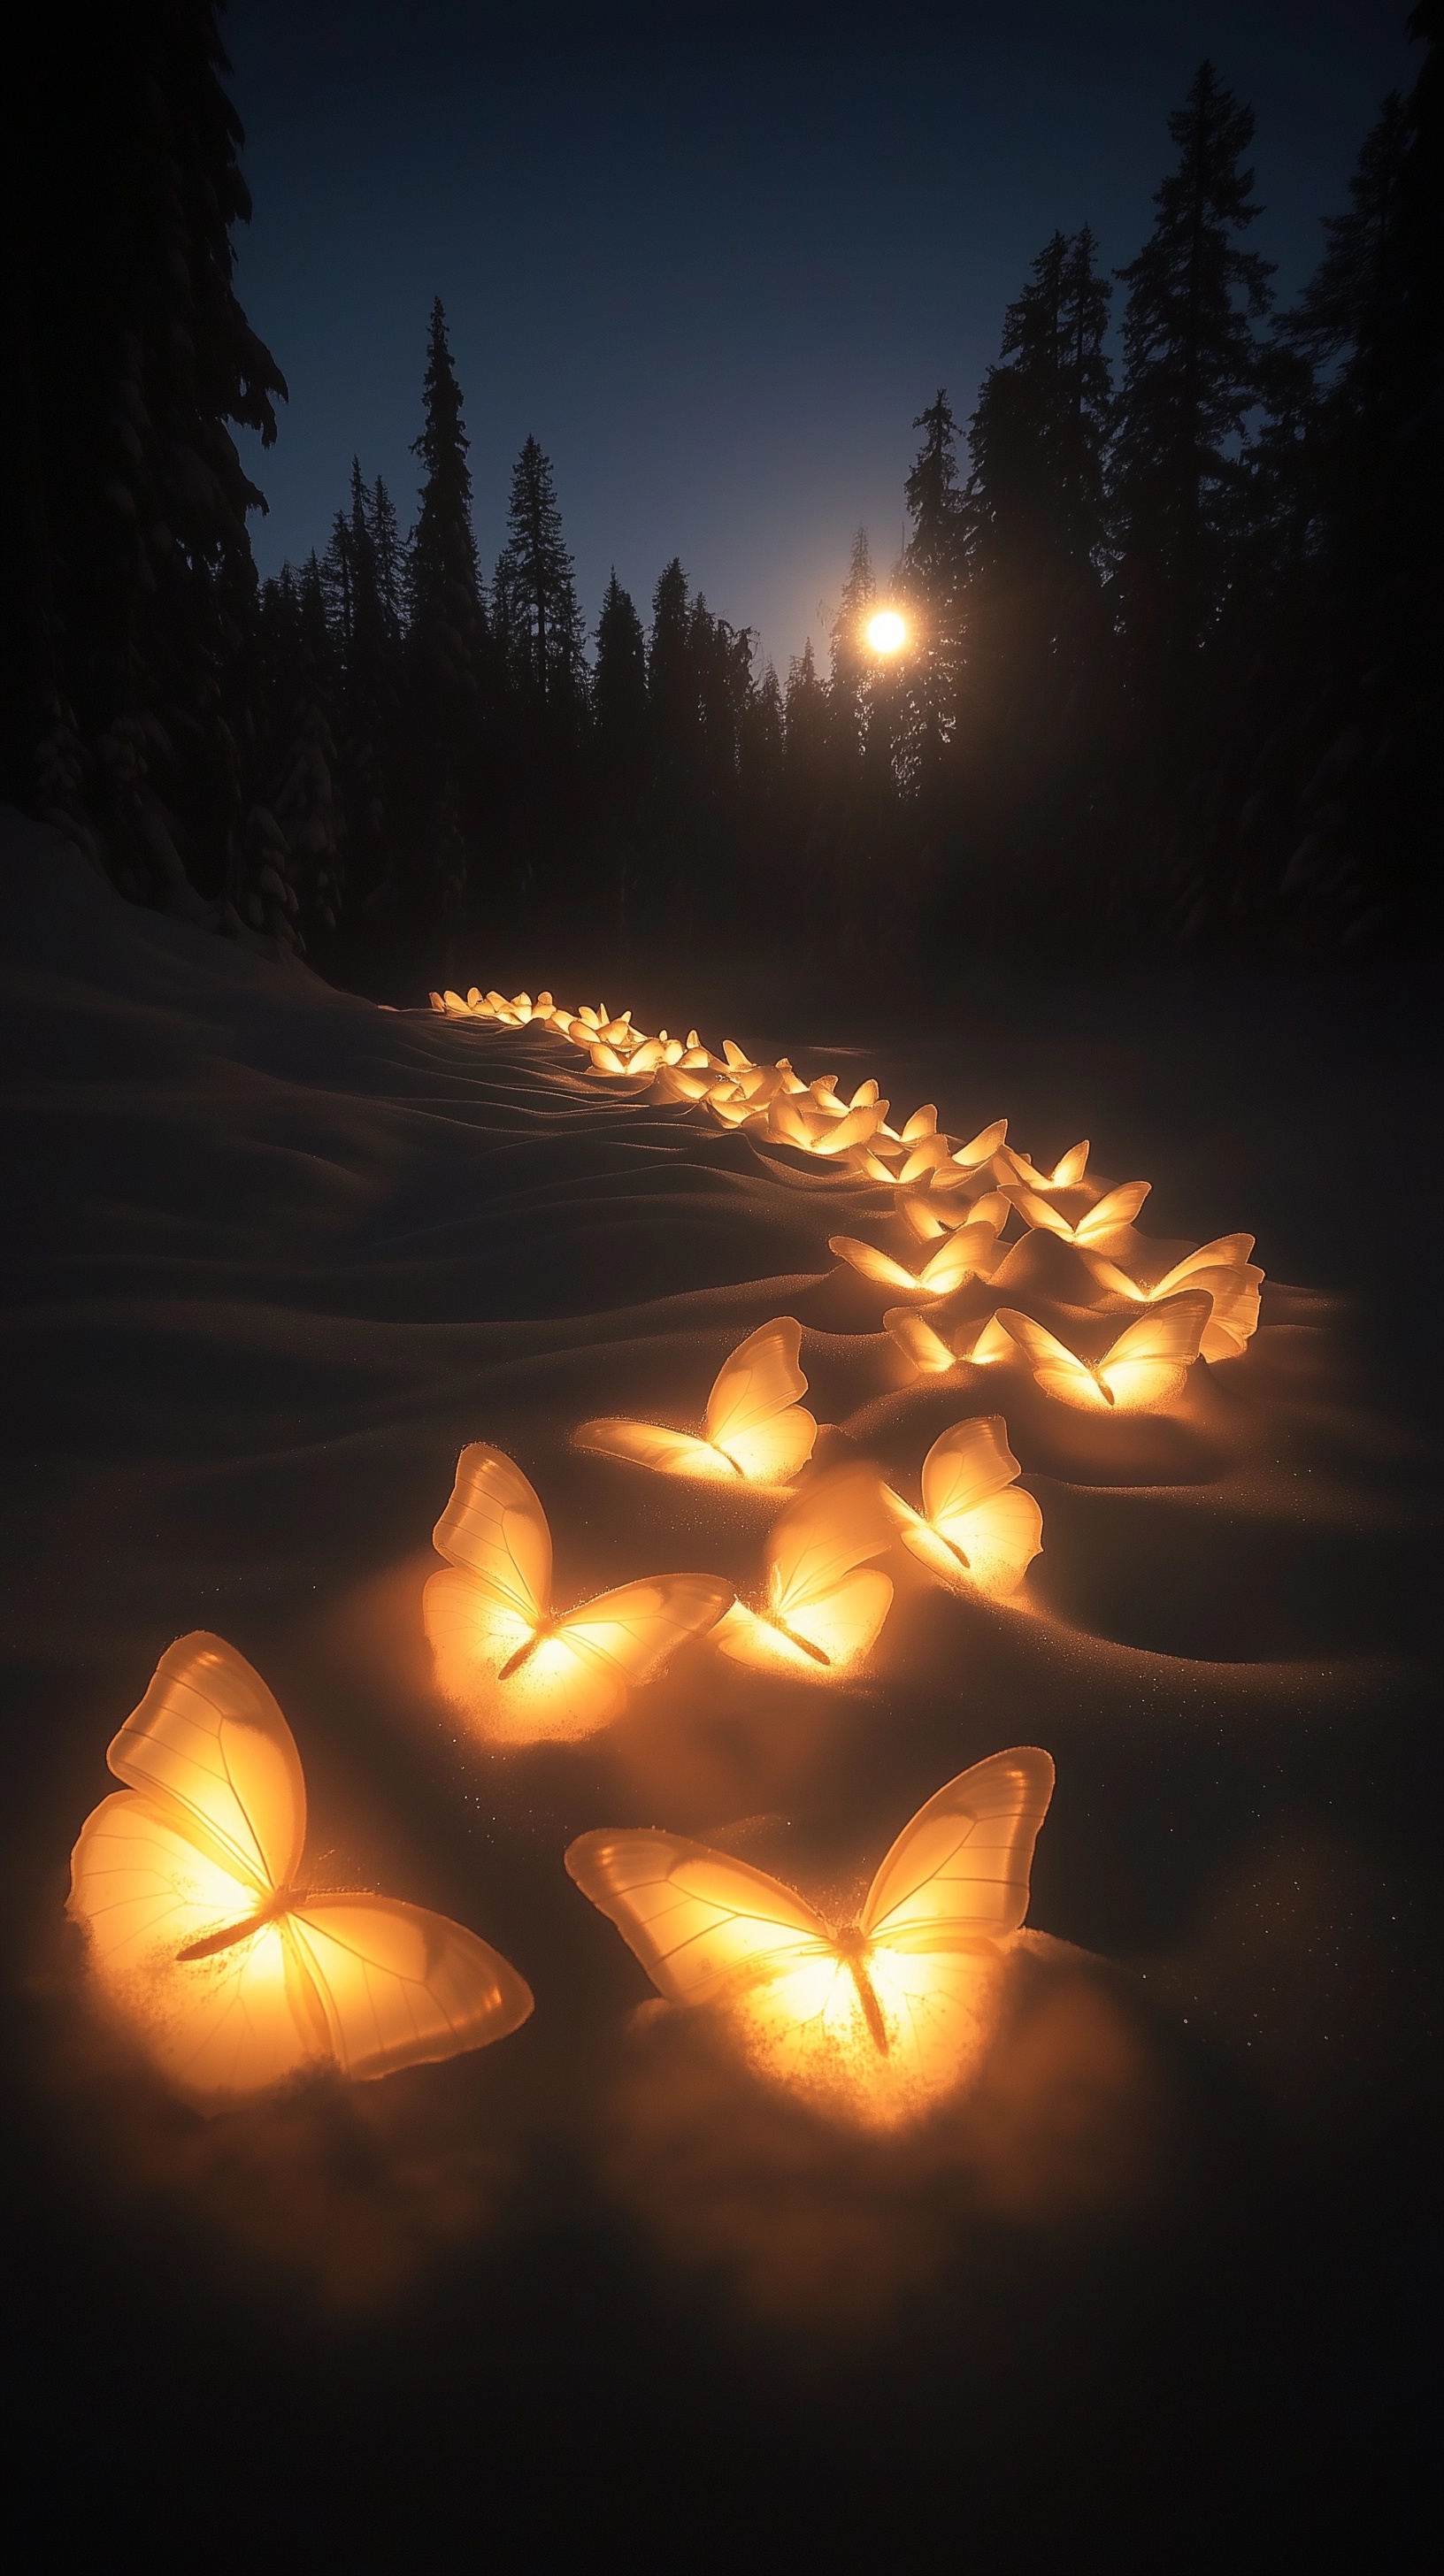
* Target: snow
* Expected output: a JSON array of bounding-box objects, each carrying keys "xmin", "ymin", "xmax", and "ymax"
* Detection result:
[{"xmin": 0, "ymin": 801, "xmax": 1434, "ymax": 2537}]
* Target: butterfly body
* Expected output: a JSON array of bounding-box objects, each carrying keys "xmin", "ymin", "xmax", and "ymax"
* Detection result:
[
  {"xmin": 832, "ymin": 1923, "xmax": 890, "ymax": 2052},
  {"xmin": 175, "ymin": 1882, "xmax": 310, "ymax": 1960}
]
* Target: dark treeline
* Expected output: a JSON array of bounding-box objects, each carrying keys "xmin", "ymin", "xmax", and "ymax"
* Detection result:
[{"xmin": 3, "ymin": 5, "xmax": 1439, "ymax": 993}]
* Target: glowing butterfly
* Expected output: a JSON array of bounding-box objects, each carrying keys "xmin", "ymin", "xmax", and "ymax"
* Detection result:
[
  {"xmin": 565, "ymin": 1745, "xmax": 1055, "ymax": 2120},
  {"xmin": 993, "ymin": 1291, "xmax": 1211, "ymax": 1411},
  {"xmin": 1005, "ymin": 1178, "xmax": 1152, "ymax": 1244},
  {"xmin": 926, "ymin": 1117, "xmax": 1010, "ymax": 1182},
  {"xmin": 1079, "ymin": 1235, "xmax": 1263, "ymax": 1361},
  {"xmin": 884, "ymin": 1309, "xmax": 1016, "ymax": 1377},
  {"xmin": 1001, "ymin": 1138, "xmax": 1092, "ymax": 1192},
  {"xmin": 710, "ymin": 1465, "xmax": 894, "ymax": 1676},
  {"xmin": 425, "ymin": 1444, "xmax": 734, "ymax": 1739},
  {"xmin": 769, "ymin": 1092, "xmax": 887, "ymax": 1155},
  {"xmin": 883, "ymin": 1417, "xmax": 1042, "ymax": 1598},
  {"xmin": 897, "ymin": 1183, "xmax": 1011, "ymax": 1245},
  {"xmin": 827, "ymin": 1217, "xmax": 1003, "ymax": 1301},
  {"xmin": 66, "ymin": 1634, "xmax": 534, "ymax": 2109},
  {"xmin": 575, "ymin": 1318, "xmax": 818, "ymax": 1488}
]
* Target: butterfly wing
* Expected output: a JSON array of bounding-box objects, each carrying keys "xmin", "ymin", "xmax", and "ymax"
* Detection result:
[
  {"xmin": 1197, "ymin": 1264, "xmax": 1264, "ymax": 1360},
  {"xmin": 1050, "ymin": 1141, "xmax": 1090, "ymax": 1186},
  {"xmin": 703, "ymin": 1317, "xmax": 818, "ymax": 1481},
  {"xmin": 993, "ymin": 1308, "xmax": 1108, "ymax": 1408},
  {"xmin": 574, "ymin": 1418, "xmax": 741, "ymax": 1481},
  {"xmin": 719, "ymin": 1407, "xmax": 818, "ymax": 1483},
  {"xmin": 951, "ymin": 1118, "xmax": 1008, "ymax": 1169},
  {"xmin": 715, "ymin": 1468, "xmax": 895, "ymax": 1668},
  {"xmin": 901, "ymin": 1418, "xmax": 1041, "ymax": 1596},
  {"xmin": 1150, "ymin": 1233, "xmax": 1256, "ymax": 1295},
  {"xmin": 1095, "ymin": 1291, "xmax": 1210, "ymax": 1409},
  {"xmin": 105, "ymin": 1632, "xmax": 304, "ymax": 1895},
  {"xmin": 884, "ymin": 1307, "xmax": 959, "ymax": 1376},
  {"xmin": 284, "ymin": 1896, "xmax": 533, "ymax": 2080},
  {"xmin": 861, "ymin": 1747, "xmax": 1056, "ymax": 1947},
  {"xmin": 428, "ymin": 1569, "xmax": 733, "ymax": 1736},
  {"xmin": 919, "ymin": 1414, "xmax": 1020, "ymax": 1522},
  {"xmin": 1007, "ymin": 1187, "xmax": 1071, "ymax": 1238},
  {"xmin": 828, "ymin": 1236, "xmax": 918, "ymax": 1292},
  {"xmin": 1073, "ymin": 1181, "xmax": 1151, "ymax": 1244},
  {"xmin": 768, "ymin": 1468, "xmax": 894, "ymax": 1621},
  {"xmin": 432, "ymin": 1443, "xmax": 552, "ymax": 1623},
  {"xmin": 68, "ymin": 1789, "xmax": 319, "ymax": 2101},
  {"xmin": 565, "ymin": 1828, "xmax": 832, "ymax": 2005},
  {"xmin": 554, "ymin": 1575, "xmax": 734, "ymax": 1684}
]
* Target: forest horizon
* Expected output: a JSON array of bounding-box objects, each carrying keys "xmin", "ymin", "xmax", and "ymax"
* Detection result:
[{"xmin": 2, "ymin": 4, "xmax": 1438, "ymax": 993}]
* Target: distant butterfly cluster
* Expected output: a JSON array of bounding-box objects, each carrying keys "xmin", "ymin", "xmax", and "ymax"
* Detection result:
[
  {"xmin": 429, "ymin": 980, "xmax": 1263, "ymax": 1407},
  {"xmin": 61, "ymin": 980, "xmax": 1264, "ymax": 2133}
]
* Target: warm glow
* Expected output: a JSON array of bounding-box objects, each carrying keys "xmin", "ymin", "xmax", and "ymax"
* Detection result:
[
  {"xmin": 1005, "ymin": 1177, "xmax": 1152, "ymax": 1246},
  {"xmin": 576, "ymin": 1316, "xmax": 818, "ymax": 1486},
  {"xmin": 710, "ymin": 1463, "xmax": 895, "ymax": 1677},
  {"xmin": 885, "ymin": 1414, "xmax": 1043, "ymax": 1598},
  {"xmin": 1079, "ymin": 1234, "xmax": 1264, "ymax": 1361},
  {"xmin": 425, "ymin": 1442, "xmax": 733, "ymax": 1738},
  {"xmin": 994, "ymin": 1291, "xmax": 1211, "ymax": 1411},
  {"xmin": 829, "ymin": 1213, "xmax": 1004, "ymax": 1302},
  {"xmin": 66, "ymin": 1634, "xmax": 534, "ymax": 2109},
  {"xmin": 866, "ymin": 609, "xmax": 906, "ymax": 655},
  {"xmin": 566, "ymin": 1746, "xmax": 1056, "ymax": 2127}
]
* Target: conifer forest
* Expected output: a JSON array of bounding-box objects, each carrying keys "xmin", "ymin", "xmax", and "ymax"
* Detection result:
[{"xmin": 3, "ymin": 6, "xmax": 1439, "ymax": 992}]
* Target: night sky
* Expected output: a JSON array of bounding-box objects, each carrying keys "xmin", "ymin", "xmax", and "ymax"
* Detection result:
[{"xmin": 230, "ymin": 0, "xmax": 1415, "ymax": 671}]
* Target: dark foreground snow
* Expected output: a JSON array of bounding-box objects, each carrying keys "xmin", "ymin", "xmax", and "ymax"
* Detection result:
[{"xmin": 1, "ymin": 809, "xmax": 1436, "ymax": 2556}]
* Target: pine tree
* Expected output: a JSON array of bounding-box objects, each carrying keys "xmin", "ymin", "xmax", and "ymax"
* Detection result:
[
  {"xmin": 592, "ymin": 572, "xmax": 649, "ymax": 943},
  {"xmin": 337, "ymin": 459, "xmax": 401, "ymax": 908},
  {"xmin": 369, "ymin": 476, "xmax": 406, "ymax": 639},
  {"xmin": 403, "ymin": 299, "xmax": 486, "ymax": 928},
  {"xmin": 594, "ymin": 573, "xmax": 647, "ymax": 776},
  {"xmin": 495, "ymin": 436, "xmax": 585, "ymax": 712},
  {"xmin": 898, "ymin": 392, "xmax": 965, "ymax": 784},
  {"xmin": 3, "ymin": 0, "xmax": 288, "ymax": 909},
  {"xmin": 828, "ymin": 528, "xmax": 877, "ymax": 770},
  {"xmin": 964, "ymin": 228, "xmax": 1114, "ymax": 751},
  {"xmin": 1112, "ymin": 64, "xmax": 1275, "ymax": 713},
  {"xmin": 648, "ymin": 559, "xmax": 699, "ymax": 782},
  {"xmin": 237, "ymin": 558, "xmax": 343, "ymax": 949},
  {"xmin": 1240, "ymin": 10, "xmax": 1442, "ymax": 943},
  {"xmin": 409, "ymin": 300, "xmax": 485, "ymax": 686}
]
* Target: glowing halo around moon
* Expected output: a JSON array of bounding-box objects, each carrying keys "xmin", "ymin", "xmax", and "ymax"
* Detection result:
[{"xmin": 865, "ymin": 608, "xmax": 907, "ymax": 654}]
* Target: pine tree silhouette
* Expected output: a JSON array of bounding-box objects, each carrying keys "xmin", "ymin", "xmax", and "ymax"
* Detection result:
[
  {"xmin": 1112, "ymin": 64, "xmax": 1274, "ymax": 732},
  {"xmin": 964, "ymin": 227, "xmax": 1113, "ymax": 745},
  {"xmin": 404, "ymin": 299, "xmax": 486, "ymax": 932},
  {"xmin": 592, "ymin": 571, "xmax": 649, "ymax": 943},
  {"xmin": 495, "ymin": 437, "xmax": 585, "ymax": 714},
  {"xmin": 4, "ymin": 0, "xmax": 287, "ymax": 910},
  {"xmin": 829, "ymin": 529, "xmax": 877, "ymax": 772},
  {"xmin": 900, "ymin": 392, "xmax": 965, "ymax": 785}
]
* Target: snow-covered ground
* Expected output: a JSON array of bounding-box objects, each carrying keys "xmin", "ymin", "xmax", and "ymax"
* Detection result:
[{"xmin": 2, "ymin": 806, "xmax": 1435, "ymax": 2545}]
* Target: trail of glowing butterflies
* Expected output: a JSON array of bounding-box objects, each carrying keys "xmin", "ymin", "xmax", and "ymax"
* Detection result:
[{"xmin": 61, "ymin": 978, "xmax": 1265, "ymax": 2125}]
